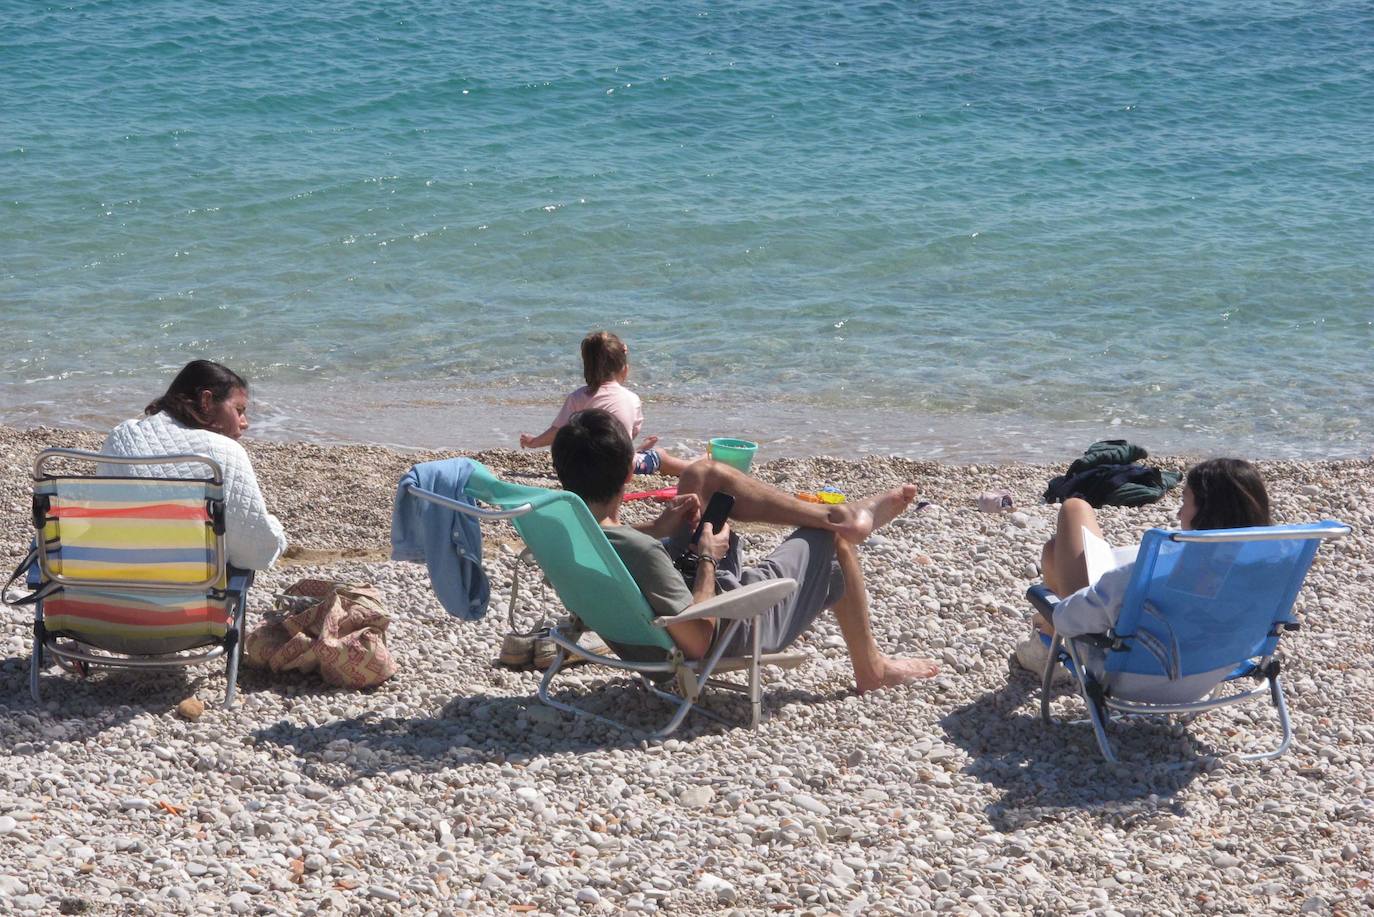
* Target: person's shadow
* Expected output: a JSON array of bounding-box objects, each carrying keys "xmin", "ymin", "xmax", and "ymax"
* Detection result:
[
  {"xmin": 249, "ymin": 675, "xmax": 842, "ymax": 783},
  {"xmin": 938, "ymin": 668, "xmax": 1209, "ymax": 830}
]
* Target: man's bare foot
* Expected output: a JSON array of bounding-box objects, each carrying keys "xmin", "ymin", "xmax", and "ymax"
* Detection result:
[
  {"xmin": 829, "ymin": 484, "xmax": 919, "ymax": 544},
  {"xmin": 855, "ymin": 655, "xmax": 940, "ymax": 693}
]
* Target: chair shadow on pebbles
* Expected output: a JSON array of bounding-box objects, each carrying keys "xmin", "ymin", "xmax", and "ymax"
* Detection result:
[
  {"xmin": 249, "ymin": 679, "xmax": 837, "ymax": 784},
  {"xmin": 0, "ymin": 657, "xmax": 266, "ymax": 760},
  {"xmin": 938, "ymin": 672, "xmax": 1208, "ymax": 830}
]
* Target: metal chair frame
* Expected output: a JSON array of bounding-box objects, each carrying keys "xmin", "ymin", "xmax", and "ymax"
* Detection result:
[
  {"xmin": 407, "ymin": 480, "xmax": 803, "ymax": 737},
  {"xmin": 10, "ymin": 448, "xmax": 253, "ymax": 707},
  {"xmin": 1030, "ymin": 521, "xmax": 1348, "ymax": 763}
]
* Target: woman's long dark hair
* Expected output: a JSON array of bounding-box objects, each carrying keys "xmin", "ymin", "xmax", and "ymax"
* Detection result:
[
  {"xmin": 1187, "ymin": 458, "xmax": 1272, "ymax": 530},
  {"xmin": 146, "ymin": 360, "xmax": 248, "ymax": 430}
]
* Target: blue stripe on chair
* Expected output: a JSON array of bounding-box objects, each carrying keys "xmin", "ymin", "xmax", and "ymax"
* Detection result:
[{"xmin": 50, "ymin": 546, "xmax": 214, "ymax": 565}]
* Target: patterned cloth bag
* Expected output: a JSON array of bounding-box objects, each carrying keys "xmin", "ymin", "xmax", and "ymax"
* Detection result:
[{"xmin": 245, "ymin": 579, "xmax": 398, "ymax": 688}]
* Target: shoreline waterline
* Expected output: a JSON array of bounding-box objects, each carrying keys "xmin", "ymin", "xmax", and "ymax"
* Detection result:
[{"xmin": 2, "ymin": 379, "xmax": 1368, "ymax": 465}]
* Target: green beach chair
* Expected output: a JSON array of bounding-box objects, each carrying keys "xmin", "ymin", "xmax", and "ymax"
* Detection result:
[{"xmin": 403, "ymin": 460, "xmax": 803, "ymax": 737}]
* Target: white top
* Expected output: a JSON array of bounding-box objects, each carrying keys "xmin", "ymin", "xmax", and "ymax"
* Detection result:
[
  {"xmin": 100, "ymin": 412, "xmax": 287, "ymax": 571},
  {"xmin": 1053, "ymin": 542, "xmax": 1232, "ymax": 703},
  {"xmin": 552, "ymin": 381, "xmax": 644, "ymax": 440}
]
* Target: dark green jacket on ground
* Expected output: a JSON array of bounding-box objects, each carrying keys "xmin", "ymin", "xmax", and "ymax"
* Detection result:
[{"xmin": 1044, "ymin": 440, "xmax": 1181, "ymax": 508}]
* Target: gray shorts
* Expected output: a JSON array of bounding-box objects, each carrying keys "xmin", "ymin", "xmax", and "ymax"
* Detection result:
[{"xmin": 667, "ymin": 527, "xmax": 845, "ymax": 656}]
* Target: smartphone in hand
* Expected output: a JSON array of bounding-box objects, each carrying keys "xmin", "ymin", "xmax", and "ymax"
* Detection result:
[{"xmin": 690, "ymin": 491, "xmax": 735, "ymax": 545}]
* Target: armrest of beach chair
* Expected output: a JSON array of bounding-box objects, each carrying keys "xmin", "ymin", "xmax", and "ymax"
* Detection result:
[
  {"xmin": 1025, "ymin": 584, "xmax": 1059, "ymax": 618},
  {"xmin": 654, "ymin": 578, "xmax": 798, "ymax": 625},
  {"xmin": 225, "ymin": 568, "xmax": 254, "ymax": 598}
]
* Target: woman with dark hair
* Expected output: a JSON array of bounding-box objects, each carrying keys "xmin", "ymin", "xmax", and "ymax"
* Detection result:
[
  {"xmin": 100, "ymin": 360, "xmax": 287, "ymax": 570},
  {"xmin": 1015, "ymin": 457, "xmax": 1272, "ymax": 701}
]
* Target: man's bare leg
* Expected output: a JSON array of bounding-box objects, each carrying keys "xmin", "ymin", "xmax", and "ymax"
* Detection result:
[
  {"xmin": 677, "ymin": 459, "xmax": 917, "ymax": 543},
  {"xmin": 830, "ymin": 537, "xmax": 939, "ymax": 692}
]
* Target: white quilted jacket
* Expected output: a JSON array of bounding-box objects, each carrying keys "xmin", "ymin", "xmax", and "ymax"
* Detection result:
[{"xmin": 100, "ymin": 412, "xmax": 288, "ymax": 570}]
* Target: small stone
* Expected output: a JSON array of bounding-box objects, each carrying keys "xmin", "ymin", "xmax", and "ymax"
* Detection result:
[
  {"xmin": 58, "ymin": 899, "xmax": 89, "ymax": 915},
  {"xmin": 575, "ymin": 887, "xmax": 600, "ymax": 905},
  {"xmin": 0, "ymin": 817, "xmax": 16, "ymax": 835},
  {"xmin": 228, "ymin": 892, "xmax": 252, "ymax": 914},
  {"xmin": 792, "ymin": 794, "xmax": 831, "ymax": 816},
  {"xmin": 678, "ymin": 786, "xmax": 714, "ymax": 808},
  {"xmin": 1009, "ymin": 512, "xmax": 1030, "ymax": 528},
  {"xmin": 845, "ymin": 749, "xmax": 866, "ymax": 767},
  {"xmin": 368, "ymin": 886, "xmax": 401, "ymax": 902},
  {"xmin": 696, "ymin": 874, "xmax": 737, "ymax": 904},
  {"xmin": 176, "ymin": 697, "xmax": 205, "ymax": 721}
]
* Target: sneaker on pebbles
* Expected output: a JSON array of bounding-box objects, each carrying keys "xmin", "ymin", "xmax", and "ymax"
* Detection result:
[
  {"xmin": 534, "ymin": 633, "xmax": 612, "ymax": 670},
  {"xmin": 1013, "ymin": 635, "xmax": 1073, "ymax": 684}
]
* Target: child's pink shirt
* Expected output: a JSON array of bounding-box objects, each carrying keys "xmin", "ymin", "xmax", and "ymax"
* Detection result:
[{"xmin": 552, "ymin": 381, "xmax": 644, "ymax": 440}]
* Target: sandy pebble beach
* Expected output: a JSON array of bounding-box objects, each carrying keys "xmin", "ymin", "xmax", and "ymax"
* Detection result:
[{"xmin": 0, "ymin": 424, "xmax": 1370, "ymax": 916}]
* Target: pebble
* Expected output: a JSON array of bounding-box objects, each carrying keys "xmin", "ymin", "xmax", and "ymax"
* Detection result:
[
  {"xmin": 176, "ymin": 697, "xmax": 206, "ymax": 721},
  {"xmin": 677, "ymin": 786, "xmax": 714, "ymax": 808}
]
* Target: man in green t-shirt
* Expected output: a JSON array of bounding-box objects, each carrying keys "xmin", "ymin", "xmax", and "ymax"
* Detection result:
[{"xmin": 551, "ymin": 410, "xmax": 939, "ymax": 693}]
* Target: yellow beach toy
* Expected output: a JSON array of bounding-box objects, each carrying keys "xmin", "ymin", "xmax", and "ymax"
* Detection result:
[{"xmin": 795, "ymin": 488, "xmax": 847, "ymax": 504}]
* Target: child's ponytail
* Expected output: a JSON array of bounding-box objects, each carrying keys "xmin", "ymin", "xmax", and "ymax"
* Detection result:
[{"xmin": 581, "ymin": 331, "xmax": 629, "ymax": 391}]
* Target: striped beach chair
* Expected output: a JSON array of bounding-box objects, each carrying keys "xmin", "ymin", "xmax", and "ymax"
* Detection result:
[{"xmin": 4, "ymin": 448, "xmax": 252, "ymax": 706}]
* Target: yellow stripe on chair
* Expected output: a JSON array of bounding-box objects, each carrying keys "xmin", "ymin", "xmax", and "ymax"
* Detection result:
[
  {"xmin": 51, "ymin": 518, "xmax": 213, "ymax": 551},
  {"xmin": 50, "ymin": 559, "xmax": 214, "ymax": 584}
]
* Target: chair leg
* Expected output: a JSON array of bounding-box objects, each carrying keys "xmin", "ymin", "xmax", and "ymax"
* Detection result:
[
  {"xmin": 223, "ymin": 634, "xmax": 242, "ymax": 708},
  {"xmin": 649, "ymin": 691, "xmax": 697, "ymax": 739},
  {"xmin": 1040, "ymin": 635, "xmax": 1063, "ymax": 725},
  {"xmin": 536, "ymin": 648, "xmax": 689, "ymax": 736},
  {"xmin": 1083, "ymin": 690, "xmax": 1118, "ymax": 763},
  {"xmin": 1071, "ymin": 679, "xmax": 1115, "ymax": 764},
  {"xmin": 537, "ymin": 647, "xmax": 629, "ymax": 731},
  {"xmin": 1240, "ymin": 674, "xmax": 1294, "ymax": 762},
  {"xmin": 748, "ymin": 623, "xmax": 763, "ymax": 730},
  {"xmin": 29, "ymin": 632, "xmax": 42, "ymax": 703},
  {"xmin": 1059, "ymin": 640, "xmax": 1117, "ymax": 762},
  {"xmin": 222, "ymin": 595, "xmax": 247, "ymax": 708}
]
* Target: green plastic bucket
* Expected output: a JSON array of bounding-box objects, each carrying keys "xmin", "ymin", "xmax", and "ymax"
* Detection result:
[{"xmin": 708, "ymin": 438, "xmax": 758, "ymax": 473}]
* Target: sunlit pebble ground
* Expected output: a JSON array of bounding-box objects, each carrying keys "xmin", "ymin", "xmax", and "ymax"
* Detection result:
[{"xmin": 0, "ymin": 425, "xmax": 1370, "ymax": 916}]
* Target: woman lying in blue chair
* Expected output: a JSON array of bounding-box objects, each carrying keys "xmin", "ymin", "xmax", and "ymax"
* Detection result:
[{"xmin": 1020, "ymin": 458, "xmax": 1272, "ymax": 703}]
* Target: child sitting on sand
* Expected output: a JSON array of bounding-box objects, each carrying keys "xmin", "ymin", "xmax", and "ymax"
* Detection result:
[{"xmin": 520, "ymin": 331, "xmax": 687, "ymax": 476}]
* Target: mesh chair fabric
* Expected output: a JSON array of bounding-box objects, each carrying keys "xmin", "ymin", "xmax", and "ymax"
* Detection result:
[{"xmin": 463, "ymin": 463, "xmax": 676, "ymax": 654}]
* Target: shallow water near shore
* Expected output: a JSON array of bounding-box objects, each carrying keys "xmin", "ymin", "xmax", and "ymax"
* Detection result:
[{"xmin": 3, "ymin": 0, "xmax": 1372, "ymax": 459}]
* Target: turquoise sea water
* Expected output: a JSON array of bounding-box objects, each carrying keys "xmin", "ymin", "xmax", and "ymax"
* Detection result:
[{"xmin": 2, "ymin": 0, "xmax": 1372, "ymax": 459}]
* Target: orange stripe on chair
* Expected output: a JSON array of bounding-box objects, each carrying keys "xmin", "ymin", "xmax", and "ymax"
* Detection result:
[
  {"xmin": 45, "ymin": 596, "xmax": 228, "ymax": 627},
  {"xmin": 50, "ymin": 503, "xmax": 210, "ymax": 521}
]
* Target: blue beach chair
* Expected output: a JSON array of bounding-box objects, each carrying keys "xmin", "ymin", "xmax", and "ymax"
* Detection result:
[
  {"xmin": 399, "ymin": 460, "xmax": 802, "ymax": 737},
  {"xmin": 1026, "ymin": 521, "xmax": 1349, "ymax": 762}
]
